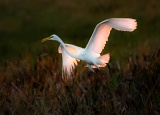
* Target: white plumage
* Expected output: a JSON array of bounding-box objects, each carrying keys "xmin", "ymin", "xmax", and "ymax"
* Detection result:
[
  {"xmin": 41, "ymin": 18, "xmax": 137, "ymax": 79},
  {"xmin": 58, "ymin": 44, "xmax": 82, "ymax": 77}
]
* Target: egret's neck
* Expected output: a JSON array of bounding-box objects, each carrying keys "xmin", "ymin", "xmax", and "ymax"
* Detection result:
[{"xmin": 55, "ymin": 36, "xmax": 80, "ymax": 59}]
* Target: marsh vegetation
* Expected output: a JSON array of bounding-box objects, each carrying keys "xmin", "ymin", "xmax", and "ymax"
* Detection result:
[{"xmin": 0, "ymin": 0, "xmax": 160, "ymax": 114}]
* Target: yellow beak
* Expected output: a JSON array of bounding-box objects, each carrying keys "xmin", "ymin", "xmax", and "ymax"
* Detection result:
[{"xmin": 41, "ymin": 37, "xmax": 51, "ymax": 42}]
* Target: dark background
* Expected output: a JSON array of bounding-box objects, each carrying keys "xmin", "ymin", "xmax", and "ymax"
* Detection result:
[
  {"xmin": 0, "ymin": 0, "xmax": 160, "ymax": 114},
  {"xmin": 0, "ymin": 0, "xmax": 159, "ymax": 64}
]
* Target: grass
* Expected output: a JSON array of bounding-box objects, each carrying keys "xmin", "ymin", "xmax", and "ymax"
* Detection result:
[
  {"xmin": 0, "ymin": 0, "xmax": 160, "ymax": 114},
  {"xmin": 0, "ymin": 48, "xmax": 160, "ymax": 114}
]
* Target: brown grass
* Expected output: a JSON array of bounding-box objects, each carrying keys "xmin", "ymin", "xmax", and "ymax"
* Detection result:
[{"xmin": 0, "ymin": 48, "xmax": 160, "ymax": 115}]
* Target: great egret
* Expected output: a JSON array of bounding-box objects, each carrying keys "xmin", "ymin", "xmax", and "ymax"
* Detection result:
[{"xmin": 41, "ymin": 18, "xmax": 137, "ymax": 78}]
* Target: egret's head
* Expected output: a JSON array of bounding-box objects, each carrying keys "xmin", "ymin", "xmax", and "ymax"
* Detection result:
[{"xmin": 41, "ymin": 34, "xmax": 58, "ymax": 42}]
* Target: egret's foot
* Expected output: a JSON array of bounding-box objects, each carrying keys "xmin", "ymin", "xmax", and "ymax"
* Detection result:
[{"xmin": 87, "ymin": 64, "xmax": 95, "ymax": 72}]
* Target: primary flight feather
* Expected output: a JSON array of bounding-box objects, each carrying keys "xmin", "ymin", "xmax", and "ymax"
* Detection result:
[{"xmin": 41, "ymin": 18, "xmax": 137, "ymax": 79}]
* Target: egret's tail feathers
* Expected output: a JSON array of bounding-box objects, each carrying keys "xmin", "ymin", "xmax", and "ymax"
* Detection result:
[
  {"xmin": 86, "ymin": 54, "xmax": 110, "ymax": 69},
  {"xmin": 108, "ymin": 18, "xmax": 137, "ymax": 32},
  {"xmin": 90, "ymin": 53, "xmax": 110, "ymax": 69},
  {"xmin": 99, "ymin": 53, "xmax": 110, "ymax": 64}
]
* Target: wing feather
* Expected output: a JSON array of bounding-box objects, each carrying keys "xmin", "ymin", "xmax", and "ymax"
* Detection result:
[
  {"xmin": 85, "ymin": 18, "xmax": 137, "ymax": 54},
  {"xmin": 58, "ymin": 44, "xmax": 83, "ymax": 78}
]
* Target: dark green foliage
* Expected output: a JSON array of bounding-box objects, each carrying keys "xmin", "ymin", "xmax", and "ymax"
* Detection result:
[
  {"xmin": 0, "ymin": 0, "xmax": 160, "ymax": 63},
  {"xmin": 0, "ymin": 0, "xmax": 160, "ymax": 114}
]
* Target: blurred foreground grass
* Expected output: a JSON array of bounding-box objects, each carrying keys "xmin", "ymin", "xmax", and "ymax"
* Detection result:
[
  {"xmin": 0, "ymin": 0, "xmax": 160, "ymax": 114},
  {"xmin": 0, "ymin": 48, "xmax": 160, "ymax": 114}
]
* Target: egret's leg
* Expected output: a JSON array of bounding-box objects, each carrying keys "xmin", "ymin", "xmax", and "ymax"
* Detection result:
[
  {"xmin": 96, "ymin": 65, "xmax": 100, "ymax": 70},
  {"xmin": 87, "ymin": 64, "xmax": 95, "ymax": 72},
  {"xmin": 93, "ymin": 62, "xmax": 100, "ymax": 70}
]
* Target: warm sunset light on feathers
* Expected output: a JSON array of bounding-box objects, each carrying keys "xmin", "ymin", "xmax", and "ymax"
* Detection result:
[{"xmin": 41, "ymin": 18, "xmax": 137, "ymax": 79}]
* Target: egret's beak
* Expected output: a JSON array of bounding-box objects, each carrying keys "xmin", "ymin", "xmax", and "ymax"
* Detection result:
[{"xmin": 41, "ymin": 36, "xmax": 51, "ymax": 42}]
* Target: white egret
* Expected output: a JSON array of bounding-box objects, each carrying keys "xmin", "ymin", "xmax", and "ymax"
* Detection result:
[{"xmin": 41, "ymin": 18, "xmax": 137, "ymax": 78}]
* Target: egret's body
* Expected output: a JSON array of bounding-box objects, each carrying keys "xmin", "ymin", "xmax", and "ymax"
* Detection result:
[{"xmin": 41, "ymin": 18, "xmax": 137, "ymax": 78}]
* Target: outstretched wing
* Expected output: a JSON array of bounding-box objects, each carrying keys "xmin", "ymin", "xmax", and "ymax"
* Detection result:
[
  {"xmin": 85, "ymin": 18, "xmax": 137, "ymax": 54},
  {"xmin": 58, "ymin": 44, "xmax": 83, "ymax": 78}
]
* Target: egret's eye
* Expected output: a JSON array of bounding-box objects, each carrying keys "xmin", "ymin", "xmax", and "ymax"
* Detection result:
[{"xmin": 41, "ymin": 18, "xmax": 137, "ymax": 80}]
